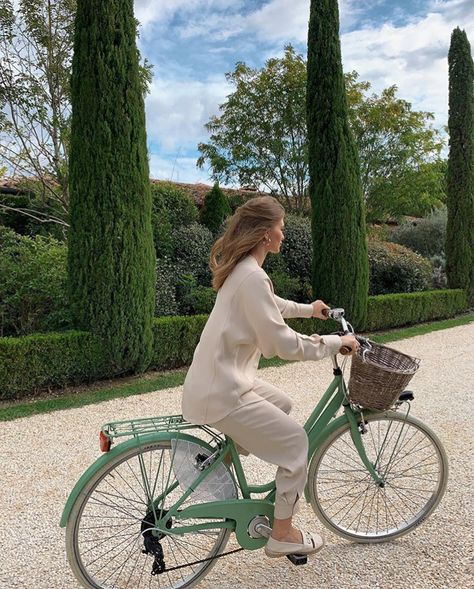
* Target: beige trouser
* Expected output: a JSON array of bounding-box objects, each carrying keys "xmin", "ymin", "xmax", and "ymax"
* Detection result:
[{"xmin": 209, "ymin": 378, "xmax": 308, "ymax": 519}]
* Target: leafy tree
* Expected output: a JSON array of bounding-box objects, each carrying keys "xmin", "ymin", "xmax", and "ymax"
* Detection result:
[
  {"xmin": 0, "ymin": 0, "xmax": 152, "ymax": 233},
  {"xmin": 198, "ymin": 46, "xmax": 445, "ymax": 219},
  {"xmin": 200, "ymin": 183, "xmax": 231, "ymax": 234},
  {"xmin": 68, "ymin": 0, "xmax": 155, "ymax": 373},
  {"xmin": 307, "ymin": 0, "xmax": 368, "ymax": 327},
  {"xmin": 198, "ymin": 46, "xmax": 309, "ymax": 213},
  {"xmin": 0, "ymin": 0, "xmax": 75, "ymax": 233},
  {"xmin": 346, "ymin": 73, "xmax": 446, "ymax": 221},
  {"xmin": 446, "ymin": 27, "xmax": 474, "ymax": 298}
]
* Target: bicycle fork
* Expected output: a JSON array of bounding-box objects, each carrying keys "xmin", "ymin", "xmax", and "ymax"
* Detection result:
[{"xmin": 345, "ymin": 408, "xmax": 385, "ymax": 487}]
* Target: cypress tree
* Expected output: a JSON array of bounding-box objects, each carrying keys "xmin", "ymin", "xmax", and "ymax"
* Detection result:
[
  {"xmin": 67, "ymin": 0, "xmax": 156, "ymax": 372},
  {"xmin": 200, "ymin": 183, "xmax": 231, "ymax": 235},
  {"xmin": 446, "ymin": 28, "xmax": 474, "ymax": 299},
  {"xmin": 306, "ymin": 0, "xmax": 368, "ymax": 328}
]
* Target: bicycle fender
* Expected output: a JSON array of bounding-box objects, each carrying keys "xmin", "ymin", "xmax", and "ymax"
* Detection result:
[{"xmin": 59, "ymin": 431, "xmax": 214, "ymax": 528}]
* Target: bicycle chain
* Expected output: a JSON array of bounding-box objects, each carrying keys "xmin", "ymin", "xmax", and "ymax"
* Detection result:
[{"xmin": 152, "ymin": 545, "xmax": 245, "ymax": 574}]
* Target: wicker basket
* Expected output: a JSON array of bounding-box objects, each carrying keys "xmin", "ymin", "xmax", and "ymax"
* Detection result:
[{"xmin": 348, "ymin": 342, "xmax": 420, "ymax": 410}]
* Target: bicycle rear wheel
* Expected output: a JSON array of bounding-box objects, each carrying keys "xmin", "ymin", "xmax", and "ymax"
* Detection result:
[
  {"xmin": 308, "ymin": 411, "xmax": 448, "ymax": 542},
  {"xmin": 66, "ymin": 438, "xmax": 236, "ymax": 589}
]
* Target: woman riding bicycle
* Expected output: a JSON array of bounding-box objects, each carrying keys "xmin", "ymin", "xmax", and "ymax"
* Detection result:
[{"xmin": 182, "ymin": 196, "xmax": 359, "ymax": 558}]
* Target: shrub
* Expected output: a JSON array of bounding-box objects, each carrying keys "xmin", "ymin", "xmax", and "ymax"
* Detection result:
[
  {"xmin": 368, "ymin": 240, "xmax": 432, "ymax": 295},
  {"xmin": 0, "ymin": 227, "xmax": 71, "ymax": 336},
  {"xmin": 0, "ymin": 330, "xmax": 111, "ymax": 399},
  {"xmin": 155, "ymin": 257, "xmax": 179, "ymax": 316},
  {"xmin": 176, "ymin": 275, "xmax": 216, "ymax": 315},
  {"xmin": 430, "ymin": 254, "xmax": 448, "ymax": 289},
  {"xmin": 172, "ymin": 222, "xmax": 214, "ymax": 286},
  {"xmin": 200, "ymin": 183, "xmax": 231, "ymax": 235},
  {"xmin": 389, "ymin": 207, "xmax": 447, "ymax": 258},
  {"xmin": 1, "ymin": 289, "xmax": 468, "ymax": 398},
  {"xmin": 280, "ymin": 214, "xmax": 312, "ymax": 283},
  {"xmin": 268, "ymin": 271, "xmax": 301, "ymax": 300},
  {"xmin": 227, "ymin": 192, "xmax": 246, "ymax": 212},
  {"xmin": 151, "ymin": 182, "xmax": 198, "ymax": 229},
  {"xmin": 365, "ymin": 289, "xmax": 468, "ymax": 331},
  {"xmin": 150, "ymin": 182, "xmax": 199, "ymax": 258}
]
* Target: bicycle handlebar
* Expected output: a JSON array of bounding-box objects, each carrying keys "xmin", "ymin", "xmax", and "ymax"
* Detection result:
[{"xmin": 321, "ymin": 307, "xmax": 370, "ymax": 355}]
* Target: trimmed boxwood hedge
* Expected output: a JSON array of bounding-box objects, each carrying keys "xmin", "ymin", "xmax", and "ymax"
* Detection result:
[
  {"xmin": 365, "ymin": 289, "xmax": 468, "ymax": 331},
  {"xmin": 0, "ymin": 289, "xmax": 468, "ymax": 399}
]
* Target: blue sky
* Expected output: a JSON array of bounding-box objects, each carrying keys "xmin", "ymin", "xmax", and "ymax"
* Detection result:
[{"xmin": 134, "ymin": 0, "xmax": 474, "ymax": 185}]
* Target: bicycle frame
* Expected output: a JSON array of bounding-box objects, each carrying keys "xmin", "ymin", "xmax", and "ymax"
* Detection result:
[{"xmin": 153, "ymin": 359, "xmax": 384, "ymax": 550}]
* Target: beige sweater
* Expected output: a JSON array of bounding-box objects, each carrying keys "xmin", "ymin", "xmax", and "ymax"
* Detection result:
[{"xmin": 181, "ymin": 254, "xmax": 342, "ymax": 424}]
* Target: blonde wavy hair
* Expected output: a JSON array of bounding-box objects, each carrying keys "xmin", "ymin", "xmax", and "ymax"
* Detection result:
[{"xmin": 210, "ymin": 196, "xmax": 285, "ymax": 291}]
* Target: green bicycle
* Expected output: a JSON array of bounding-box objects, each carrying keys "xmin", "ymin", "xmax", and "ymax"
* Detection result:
[{"xmin": 60, "ymin": 309, "xmax": 448, "ymax": 589}]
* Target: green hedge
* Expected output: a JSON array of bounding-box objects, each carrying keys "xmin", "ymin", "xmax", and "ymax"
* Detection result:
[
  {"xmin": 365, "ymin": 289, "xmax": 468, "ymax": 331},
  {"xmin": 0, "ymin": 289, "xmax": 468, "ymax": 399},
  {"xmin": 0, "ymin": 331, "xmax": 110, "ymax": 399}
]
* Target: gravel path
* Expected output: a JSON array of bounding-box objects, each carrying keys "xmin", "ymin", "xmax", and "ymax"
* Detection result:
[{"xmin": 1, "ymin": 324, "xmax": 473, "ymax": 589}]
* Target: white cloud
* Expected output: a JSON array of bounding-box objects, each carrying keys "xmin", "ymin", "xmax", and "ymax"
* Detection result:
[
  {"xmin": 148, "ymin": 153, "xmax": 207, "ymax": 184},
  {"xmin": 341, "ymin": 8, "xmax": 474, "ymax": 126},
  {"xmin": 145, "ymin": 76, "xmax": 232, "ymax": 151}
]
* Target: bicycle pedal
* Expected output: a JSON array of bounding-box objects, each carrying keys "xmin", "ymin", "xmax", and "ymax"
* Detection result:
[{"xmin": 286, "ymin": 553, "xmax": 308, "ymax": 565}]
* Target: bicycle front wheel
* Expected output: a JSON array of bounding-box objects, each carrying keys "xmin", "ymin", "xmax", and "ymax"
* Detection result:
[
  {"xmin": 66, "ymin": 438, "xmax": 236, "ymax": 589},
  {"xmin": 308, "ymin": 411, "xmax": 448, "ymax": 542}
]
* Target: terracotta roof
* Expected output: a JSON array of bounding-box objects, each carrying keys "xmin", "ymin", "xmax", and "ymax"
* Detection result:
[
  {"xmin": 0, "ymin": 176, "xmax": 270, "ymax": 207},
  {"xmin": 150, "ymin": 179, "xmax": 269, "ymax": 207}
]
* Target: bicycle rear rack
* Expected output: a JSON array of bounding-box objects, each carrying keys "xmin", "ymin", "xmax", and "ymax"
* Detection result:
[{"xmin": 101, "ymin": 414, "xmax": 223, "ymax": 444}]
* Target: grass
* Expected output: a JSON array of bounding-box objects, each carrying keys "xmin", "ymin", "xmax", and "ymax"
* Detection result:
[{"xmin": 1, "ymin": 311, "xmax": 473, "ymax": 422}]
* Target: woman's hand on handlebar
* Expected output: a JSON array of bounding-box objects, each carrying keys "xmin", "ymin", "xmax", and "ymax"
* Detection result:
[
  {"xmin": 312, "ymin": 300, "xmax": 331, "ymax": 319},
  {"xmin": 339, "ymin": 334, "xmax": 359, "ymax": 356}
]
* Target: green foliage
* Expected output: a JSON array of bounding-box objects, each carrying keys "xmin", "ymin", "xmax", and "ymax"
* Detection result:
[
  {"xmin": 68, "ymin": 0, "xmax": 156, "ymax": 373},
  {"xmin": 446, "ymin": 28, "xmax": 474, "ymax": 298},
  {"xmin": 155, "ymin": 257, "xmax": 179, "ymax": 317},
  {"xmin": 198, "ymin": 44, "xmax": 444, "ymax": 219},
  {"xmin": 200, "ymin": 183, "xmax": 231, "ymax": 234},
  {"xmin": 0, "ymin": 330, "xmax": 111, "ymax": 399},
  {"xmin": 0, "ymin": 227, "xmax": 71, "ymax": 336},
  {"xmin": 307, "ymin": 0, "xmax": 368, "ymax": 327},
  {"xmin": 368, "ymin": 240, "xmax": 432, "ymax": 295},
  {"xmin": 1, "ymin": 290, "xmax": 468, "ymax": 398},
  {"xmin": 0, "ymin": 187, "xmax": 66, "ymax": 240},
  {"xmin": 389, "ymin": 207, "xmax": 447, "ymax": 258},
  {"xmin": 267, "ymin": 271, "xmax": 301, "ymax": 300},
  {"xmin": 365, "ymin": 289, "xmax": 468, "ymax": 331},
  {"xmin": 430, "ymin": 255, "xmax": 447, "ymax": 289},
  {"xmin": 151, "ymin": 315, "xmax": 209, "ymax": 371},
  {"xmin": 151, "ymin": 182, "xmax": 199, "ymax": 259},
  {"xmin": 172, "ymin": 222, "xmax": 214, "ymax": 286},
  {"xmin": 279, "ymin": 214, "xmax": 312, "ymax": 283},
  {"xmin": 198, "ymin": 45, "xmax": 309, "ymax": 212},
  {"xmin": 0, "ymin": 0, "xmax": 153, "ymax": 230},
  {"xmin": 346, "ymin": 72, "xmax": 446, "ymax": 221},
  {"xmin": 227, "ymin": 192, "xmax": 246, "ymax": 213},
  {"xmin": 175, "ymin": 274, "xmax": 216, "ymax": 315},
  {"xmin": 151, "ymin": 182, "xmax": 199, "ymax": 229}
]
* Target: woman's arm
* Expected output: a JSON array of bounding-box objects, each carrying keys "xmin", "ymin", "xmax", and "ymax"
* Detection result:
[
  {"xmin": 274, "ymin": 294, "xmax": 314, "ymax": 319},
  {"xmin": 240, "ymin": 272, "xmax": 342, "ymax": 361}
]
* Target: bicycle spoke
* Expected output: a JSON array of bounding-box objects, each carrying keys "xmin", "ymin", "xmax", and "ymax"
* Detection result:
[
  {"xmin": 69, "ymin": 439, "xmax": 234, "ymax": 589},
  {"xmin": 310, "ymin": 414, "xmax": 446, "ymax": 541}
]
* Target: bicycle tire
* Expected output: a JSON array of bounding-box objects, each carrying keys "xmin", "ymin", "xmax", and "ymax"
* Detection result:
[
  {"xmin": 66, "ymin": 438, "xmax": 235, "ymax": 589},
  {"xmin": 307, "ymin": 411, "xmax": 448, "ymax": 542}
]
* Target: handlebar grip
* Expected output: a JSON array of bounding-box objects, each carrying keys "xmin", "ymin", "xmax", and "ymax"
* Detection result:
[
  {"xmin": 321, "ymin": 307, "xmax": 329, "ymax": 318},
  {"xmin": 339, "ymin": 345, "xmax": 353, "ymax": 355}
]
